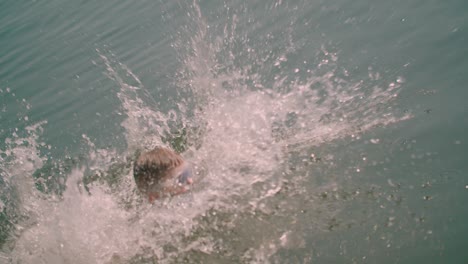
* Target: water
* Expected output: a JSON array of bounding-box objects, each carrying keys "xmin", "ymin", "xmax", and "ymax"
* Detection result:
[{"xmin": 1, "ymin": 0, "xmax": 467, "ymax": 263}]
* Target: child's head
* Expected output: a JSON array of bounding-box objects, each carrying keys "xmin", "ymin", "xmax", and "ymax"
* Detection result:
[{"xmin": 133, "ymin": 147, "xmax": 192, "ymax": 201}]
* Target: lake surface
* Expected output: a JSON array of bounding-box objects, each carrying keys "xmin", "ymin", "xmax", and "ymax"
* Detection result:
[{"xmin": 1, "ymin": 0, "xmax": 467, "ymax": 263}]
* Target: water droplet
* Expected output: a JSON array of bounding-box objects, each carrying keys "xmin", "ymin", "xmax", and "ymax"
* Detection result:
[
  {"xmin": 423, "ymin": 196, "xmax": 432, "ymax": 201},
  {"xmin": 421, "ymin": 182, "xmax": 431, "ymax": 188}
]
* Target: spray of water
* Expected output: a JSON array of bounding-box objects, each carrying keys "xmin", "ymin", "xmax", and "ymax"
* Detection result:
[{"xmin": 2, "ymin": 1, "xmax": 412, "ymax": 263}]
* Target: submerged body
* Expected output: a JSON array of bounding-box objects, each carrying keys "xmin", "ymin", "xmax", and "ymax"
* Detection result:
[{"xmin": 133, "ymin": 147, "xmax": 193, "ymax": 202}]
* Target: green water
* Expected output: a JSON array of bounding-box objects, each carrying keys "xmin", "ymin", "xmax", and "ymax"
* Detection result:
[{"xmin": 1, "ymin": 0, "xmax": 467, "ymax": 263}]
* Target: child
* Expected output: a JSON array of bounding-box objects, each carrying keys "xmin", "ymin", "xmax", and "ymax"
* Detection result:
[{"xmin": 133, "ymin": 147, "xmax": 193, "ymax": 202}]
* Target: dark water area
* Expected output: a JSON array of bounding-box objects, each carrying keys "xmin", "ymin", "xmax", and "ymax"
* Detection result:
[{"xmin": 1, "ymin": 0, "xmax": 467, "ymax": 263}]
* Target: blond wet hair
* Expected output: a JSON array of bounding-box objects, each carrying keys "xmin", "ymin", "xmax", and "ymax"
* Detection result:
[{"xmin": 133, "ymin": 147, "xmax": 189, "ymax": 200}]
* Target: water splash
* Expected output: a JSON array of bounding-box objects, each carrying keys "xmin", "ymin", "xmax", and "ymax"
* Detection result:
[
  {"xmin": 162, "ymin": 1, "xmax": 412, "ymax": 261},
  {"xmin": 2, "ymin": 1, "xmax": 414, "ymax": 263},
  {"xmin": 96, "ymin": 49, "xmax": 172, "ymax": 152},
  {"xmin": 0, "ymin": 121, "xmax": 48, "ymax": 258}
]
